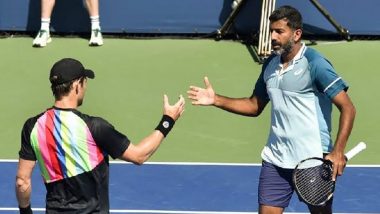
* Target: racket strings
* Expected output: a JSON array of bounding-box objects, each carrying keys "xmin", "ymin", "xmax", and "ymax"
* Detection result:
[{"xmin": 294, "ymin": 162, "xmax": 334, "ymax": 205}]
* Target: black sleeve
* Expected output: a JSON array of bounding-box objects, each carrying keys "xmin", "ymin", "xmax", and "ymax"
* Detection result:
[
  {"xmin": 19, "ymin": 118, "xmax": 37, "ymax": 161},
  {"xmin": 87, "ymin": 117, "xmax": 130, "ymax": 159}
]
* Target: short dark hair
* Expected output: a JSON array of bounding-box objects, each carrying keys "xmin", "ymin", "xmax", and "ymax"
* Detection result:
[
  {"xmin": 51, "ymin": 77, "xmax": 86, "ymax": 100},
  {"xmin": 269, "ymin": 5, "xmax": 303, "ymax": 30}
]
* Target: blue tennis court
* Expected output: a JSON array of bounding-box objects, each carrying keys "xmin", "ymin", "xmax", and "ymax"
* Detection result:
[{"xmin": 1, "ymin": 161, "xmax": 379, "ymax": 213}]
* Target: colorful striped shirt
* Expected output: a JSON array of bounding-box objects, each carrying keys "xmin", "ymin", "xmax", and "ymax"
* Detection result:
[
  {"xmin": 30, "ymin": 108, "xmax": 104, "ymax": 183},
  {"xmin": 19, "ymin": 107, "xmax": 130, "ymax": 213}
]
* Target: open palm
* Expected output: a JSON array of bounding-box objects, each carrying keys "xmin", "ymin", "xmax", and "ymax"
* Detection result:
[{"xmin": 187, "ymin": 77, "xmax": 215, "ymax": 106}]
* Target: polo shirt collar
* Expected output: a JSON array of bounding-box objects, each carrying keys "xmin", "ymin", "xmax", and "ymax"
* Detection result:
[
  {"xmin": 293, "ymin": 42, "xmax": 307, "ymax": 62},
  {"xmin": 277, "ymin": 43, "xmax": 307, "ymax": 75}
]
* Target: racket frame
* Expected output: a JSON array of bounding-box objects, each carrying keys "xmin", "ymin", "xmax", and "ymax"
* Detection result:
[
  {"xmin": 293, "ymin": 157, "xmax": 335, "ymax": 206},
  {"xmin": 292, "ymin": 142, "xmax": 367, "ymax": 206}
]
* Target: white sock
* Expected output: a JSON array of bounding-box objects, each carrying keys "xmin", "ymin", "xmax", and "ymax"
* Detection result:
[
  {"xmin": 90, "ymin": 16, "xmax": 101, "ymax": 30},
  {"xmin": 41, "ymin": 18, "xmax": 50, "ymax": 32}
]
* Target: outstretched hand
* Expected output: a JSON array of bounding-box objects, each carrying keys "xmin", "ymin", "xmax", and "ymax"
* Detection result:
[
  {"xmin": 187, "ymin": 76, "xmax": 215, "ymax": 106},
  {"xmin": 163, "ymin": 94, "xmax": 185, "ymax": 121}
]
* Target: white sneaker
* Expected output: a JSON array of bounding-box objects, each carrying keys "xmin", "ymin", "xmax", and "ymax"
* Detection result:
[
  {"xmin": 32, "ymin": 30, "xmax": 51, "ymax": 47},
  {"xmin": 89, "ymin": 29, "xmax": 103, "ymax": 46}
]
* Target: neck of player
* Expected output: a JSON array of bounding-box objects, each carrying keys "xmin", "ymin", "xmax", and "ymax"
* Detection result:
[
  {"xmin": 54, "ymin": 92, "xmax": 81, "ymax": 109},
  {"xmin": 281, "ymin": 42, "xmax": 302, "ymax": 65}
]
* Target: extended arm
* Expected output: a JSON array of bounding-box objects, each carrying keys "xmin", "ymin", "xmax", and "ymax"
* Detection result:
[
  {"xmin": 213, "ymin": 94, "xmax": 268, "ymax": 117},
  {"xmin": 119, "ymin": 95, "xmax": 185, "ymax": 165},
  {"xmin": 121, "ymin": 130, "xmax": 165, "ymax": 165},
  {"xmin": 187, "ymin": 77, "xmax": 268, "ymax": 117}
]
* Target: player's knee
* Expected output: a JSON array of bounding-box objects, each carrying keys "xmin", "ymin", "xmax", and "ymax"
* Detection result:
[{"xmin": 16, "ymin": 176, "xmax": 31, "ymax": 192}]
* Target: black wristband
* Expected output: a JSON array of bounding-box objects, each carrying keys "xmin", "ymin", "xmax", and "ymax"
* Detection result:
[
  {"xmin": 19, "ymin": 204, "xmax": 33, "ymax": 214},
  {"xmin": 155, "ymin": 115, "xmax": 175, "ymax": 137}
]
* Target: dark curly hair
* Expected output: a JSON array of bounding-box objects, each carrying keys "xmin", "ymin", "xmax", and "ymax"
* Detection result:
[{"xmin": 269, "ymin": 5, "xmax": 303, "ymax": 30}]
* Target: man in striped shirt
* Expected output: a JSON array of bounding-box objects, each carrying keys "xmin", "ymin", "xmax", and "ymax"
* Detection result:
[{"xmin": 16, "ymin": 58, "xmax": 185, "ymax": 213}]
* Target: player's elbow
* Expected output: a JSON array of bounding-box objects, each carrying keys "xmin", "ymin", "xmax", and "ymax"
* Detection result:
[
  {"xmin": 351, "ymin": 104, "xmax": 356, "ymax": 118},
  {"xmin": 246, "ymin": 97, "xmax": 267, "ymax": 117},
  {"xmin": 249, "ymin": 111, "xmax": 262, "ymax": 117},
  {"xmin": 119, "ymin": 146, "xmax": 149, "ymax": 165},
  {"xmin": 119, "ymin": 154, "xmax": 147, "ymax": 165},
  {"xmin": 344, "ymin": 102, "xmax": 356, "ymax": 120},
  {"xmin": 248, "ymin": 108, "xmax": 264, "ymax": 117},
  {"xmin": 131, "ymin": 157, "xmax": 147, "ymax": 165},
  {"xmin": 243, "ymin": 113, "xmax": 259, "ymax": 117}
]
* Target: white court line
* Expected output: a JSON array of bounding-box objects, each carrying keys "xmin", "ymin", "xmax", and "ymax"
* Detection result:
[
  {"xmin": 108, "ymin": 211, "xmax": 303, "ymax": 214},
  {"xmin": 110, "ymin": 161, "xmax": 261, "ymax": 166},
  {"xmin": 0, "ymin": 208, "xmax": 374, "ymax": 214},
  {"xmin": 1, "ymin": 159, "xmax": 379, "ymax": 167},
  {"xmin": 1, "ymin": 161, "xmax": 376, "ymax": 213},
  {"xmin": 0, "ymin": 207, "xmax": 258, "ymax": 213}
]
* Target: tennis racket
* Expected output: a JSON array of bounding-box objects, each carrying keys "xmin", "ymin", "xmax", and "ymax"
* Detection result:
[{"xmin": 293, "ymin": 142, "xmax": 367, "ymax": 206}]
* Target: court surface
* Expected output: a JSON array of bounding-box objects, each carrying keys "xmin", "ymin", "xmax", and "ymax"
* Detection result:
[
  {"xmin": 1, "ymin": 37, "xmax": 379, "ymax": 213},
  {"xmin": 2, "ymin": 161, "xmax": 379, "ymax": 213}
]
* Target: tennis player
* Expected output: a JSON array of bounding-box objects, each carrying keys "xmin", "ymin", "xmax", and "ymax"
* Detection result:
[
  {"xmin": 15, "ymin": 58, "xmax": 185, "ymax": 213},
  {"xmin": 188, "ymin": 5, "xmax": 355, "ymax": 214},
  {"xmin": 33, "ymin": 0, "xmax": 103, "ymax": 47}
]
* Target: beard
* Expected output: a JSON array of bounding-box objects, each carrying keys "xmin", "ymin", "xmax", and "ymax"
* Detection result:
[{"xmin": 272, "ymin": 37, "xmax": 295, "ymax": 56}]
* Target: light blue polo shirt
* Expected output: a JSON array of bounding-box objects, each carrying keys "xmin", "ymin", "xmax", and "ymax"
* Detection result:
[{"xmin": 253, "ymin": 44, "xmax": 348, "ymax": 169}]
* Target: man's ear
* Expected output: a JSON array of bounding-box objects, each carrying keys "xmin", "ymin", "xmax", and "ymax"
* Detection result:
[
  {"xmin": 73, "ymin": 82, "xmax": 79, "ymax": 94},
  {"xmin": 294, "ymin": 29, "xmax": 302, "ymax": 43}
]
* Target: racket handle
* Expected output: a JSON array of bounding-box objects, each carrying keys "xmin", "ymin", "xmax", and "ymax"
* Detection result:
[{"xmin": 345, "ymin": 142, "xmax": 367, "ymax": 161}]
